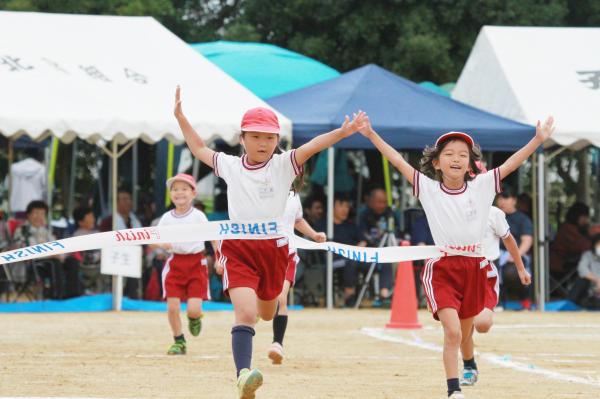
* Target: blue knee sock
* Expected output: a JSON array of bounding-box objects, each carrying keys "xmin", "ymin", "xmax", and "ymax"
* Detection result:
[{"xmin": 231, "ymin": 325, "xmax": 255, "ymax": 377}]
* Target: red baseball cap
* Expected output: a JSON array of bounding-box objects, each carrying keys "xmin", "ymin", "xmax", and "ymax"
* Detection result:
[
  {"xmin": 166, "ymin": 173, "xmax": 197, "ymax": 191},
  {"xmin": 241, "ymin": 107, "xmax": 280, "ymax": 134},
  {"xmin": 435, "ymin": 131, "xmax": 474, "ymax": 149}
]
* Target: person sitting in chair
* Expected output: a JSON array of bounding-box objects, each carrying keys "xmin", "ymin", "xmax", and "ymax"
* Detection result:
[
  {"xmin": 12, "ymin": 200, "xmax": 81, "ymax": 299},
  {"xmin": 569, "ymin": 234, "xmax": 600, "ymax": 309}
]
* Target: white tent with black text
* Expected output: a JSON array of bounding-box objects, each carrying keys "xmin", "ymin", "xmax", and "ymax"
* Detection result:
[
  {"xmin": 453, "ymin": 26, "xmax": 600, "ymax": 310},
  {"xmin": 0, "ymin": 11, "xmax": 291, "ymax": 310}
]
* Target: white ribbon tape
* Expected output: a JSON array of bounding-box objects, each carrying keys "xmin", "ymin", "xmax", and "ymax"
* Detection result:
[{"xmin": 0, "ymin": 220, "xmax": 482, "ymax": 266}]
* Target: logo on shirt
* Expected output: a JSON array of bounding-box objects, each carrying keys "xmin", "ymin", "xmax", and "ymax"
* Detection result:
[
  {"xmin": 464, "ymin": 198, "xmax": 478, "ymax": 222},
  {"xmin": 258, "ymin": 179, "xmax": 275, "ymax": 200}
]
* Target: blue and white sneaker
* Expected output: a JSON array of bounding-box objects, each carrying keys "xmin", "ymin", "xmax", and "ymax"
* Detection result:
[{"xmin": 460, "ymin": 368, "xmax": 478, "ymax": 386}]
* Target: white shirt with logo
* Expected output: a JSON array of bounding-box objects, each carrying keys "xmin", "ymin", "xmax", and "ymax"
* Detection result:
[
  {"xmin": 212, "ymin": 150, "xmax": 302, "ymax": 222},
  {"xmin": 412, "ymin": 168, "xmax": 501, "ymax": 248},
  {"xmin": 482, "ymin": 206, "xmax": 511, "ymax": 261},
  {"xmin": 157, "ymin": 207, "xmax": 208, "ymax": 254}
]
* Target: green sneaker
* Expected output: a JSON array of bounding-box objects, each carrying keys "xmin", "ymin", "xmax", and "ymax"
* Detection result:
[
  {"xmin": 188, "ymin": 315, "xmax": 203, "ymax": 337},
  {"xmin": 237, "ymin": 368, "xmax": 263, "ymax": 399},
  {"xmin": 167, "ymin": 340, "xmax": 186, "ymax": 355}
]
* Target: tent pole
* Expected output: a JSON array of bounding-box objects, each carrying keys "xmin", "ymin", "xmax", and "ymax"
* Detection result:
[
  {"xmin": 7, "ymin": 139, "xmax": 13, "ymax": 215},
  {"xmin": 67, "ymin": 140, "xmax": 78, "ymax": 219},
  {"xmin": 532, "ymin": 154, "xmax": 539, "ymax": 308},
  {"xmin": 537, "ymin": 152, "xmax": 546, "ymax": 311},
  {"xmin": 132, "ymin": 142, "xmax": 138, "ymax": 213},
  {"xmin": 326, "ymin": 147, "xmax": 335, "ymax": 310},
  {"xmin": 111, "ymin": 140, "xmax": 123, "ymax": 311}
]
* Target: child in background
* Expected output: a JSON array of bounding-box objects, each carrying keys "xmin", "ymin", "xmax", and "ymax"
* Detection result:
[{"xmin": 155, "ymin": 173, "xmax": 219, "ymax": 355}]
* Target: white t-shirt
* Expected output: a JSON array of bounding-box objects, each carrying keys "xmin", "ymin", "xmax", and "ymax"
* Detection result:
[
  {"xmin": 482, "ymin": 206, "xmax": 511, "ymax": 261},
  {"xmin": 213, "ymin": 150, "xmax": 302, "ymax": 222},
  {"xmin": 412, "ymin": 168, "xmax": 501, "ymax": 247},
  {"xmin": 157, "ymin": 207, "xmax": 208, "ymax": 254},
  {"xmin": 283, "ymin": 191, "xmax": 303, "ymax": 253}
]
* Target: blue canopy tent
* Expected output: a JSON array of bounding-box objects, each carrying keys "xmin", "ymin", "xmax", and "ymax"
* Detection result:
[
  {"xmin": 268, "ymin": 64, "xmax": 535, "ymax": 309},
  {"xmin": 192, "ymin": 41, "xmax": 340, "ymax": 99},
  {"xmin": 268, "ymin": 64, "xmax": 534, "ymax": 151}
]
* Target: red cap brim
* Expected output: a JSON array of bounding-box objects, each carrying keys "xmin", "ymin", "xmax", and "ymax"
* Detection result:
[{"xmin": 435, "ymin": 132, "xmax": 474, "ymax": 148}]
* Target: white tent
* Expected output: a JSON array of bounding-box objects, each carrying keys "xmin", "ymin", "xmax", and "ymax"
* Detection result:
[
  {"xmin": 0, "ymin": 11, "xmax": 291, "ymax": 309},
  {"xmin": 453, "ymin": 26, "xmax": 600, "ymax": 310},
  {"xmin": 0, "ymin": 11, "xmax": 291, "ymax": 144},
  {"xmin": 453, "ymin": 26, "xmax": 600, "ymax": 149}
]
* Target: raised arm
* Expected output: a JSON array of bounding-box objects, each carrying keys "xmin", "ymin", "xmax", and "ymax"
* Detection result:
[
  {"xmin": 501, "ymin": 233, "xmax": 531, "ymax": 286},
  {"xmin": 174, "ymin": 86, "xmax": 215, "ymax": 167},
  {"xmin": 498, "ymin": 116, "xmax": 554, "ymax": 180},
  {"xmin": 294, "ymin": 218, "xmax": 326, "ymax": 242},
  {"xmin": 294, "ymin": 111, "xmax": 366, "ymax": 166},
  {"xmin": 359, "ymin": 116, "xmax": 415, "ymax": 184}
]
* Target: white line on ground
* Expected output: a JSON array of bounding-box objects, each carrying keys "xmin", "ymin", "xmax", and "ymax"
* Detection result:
[{"xmin": 361, "ymin": 327, "xmax": 600, "ymax": 388}]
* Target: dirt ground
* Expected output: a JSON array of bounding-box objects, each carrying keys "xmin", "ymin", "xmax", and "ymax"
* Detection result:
[{"xmin": 0, "ymin": 309, "xmax": 599, "ymax": 398}]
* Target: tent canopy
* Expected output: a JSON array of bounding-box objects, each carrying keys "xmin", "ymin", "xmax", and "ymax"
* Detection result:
[
  {"xmin": 192, "ymin": 41, "xmax": 340, "ymax": 99},
  {"xmin": 0, "ymin": 12, "xmax": 291, "ymax": 145},
  {"xmin": 453, "ymin": 26, "xmax": 600, "ymax": 149},
  {"xmin": 268, "ymin": 64, "xmax": 534, "ymax": 150}
]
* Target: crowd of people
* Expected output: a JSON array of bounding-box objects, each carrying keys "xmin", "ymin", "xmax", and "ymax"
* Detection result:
[{"xmin": 1, "ymin": 183, "xmax": 599, "ymax": 310}]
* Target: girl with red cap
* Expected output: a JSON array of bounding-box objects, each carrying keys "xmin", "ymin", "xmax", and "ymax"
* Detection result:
[
  {"xmin": 358, "ymin": 116, "xmax": 554, "ymax": 399},
  {"xmin": 174, "ymin": 86, "xmax": 366, "ymax": 398},
  {"xmin": 153, "ymin": 173, "xmax": 219, "ymax": 356}
]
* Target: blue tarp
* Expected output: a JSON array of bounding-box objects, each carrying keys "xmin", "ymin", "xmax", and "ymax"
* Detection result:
[
  {"xmin": 192, "ymin": 41, "xmax": 340, "ymax": 99},
  {"xmin": 0, "ymin": 294, "xmax": 304, "ymax": 313},
  {"xmin": 268, "ymin": 64, "xmax": 535, "ymax": 151}
]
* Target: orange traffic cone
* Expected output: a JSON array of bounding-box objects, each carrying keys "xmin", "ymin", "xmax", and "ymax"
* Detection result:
[{"xmin": 386, "ymin": 240, "xmax": 422, "ymax": 329}]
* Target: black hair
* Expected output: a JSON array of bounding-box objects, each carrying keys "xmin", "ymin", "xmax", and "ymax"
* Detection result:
[
  {"xmin": 304, "ymin": 195, "xmax": 324, "ymax": 209},
  {"xmin": 565, "ymin": 202, "xmax": 589, "ymax": 225},
  {"xmin": 334, "ymin": 193, "xmax": 351, "ymax": 203},
  {"xmin": 420, "ymin": 138, "xmax": 483, "ymax": 182},
  {"xmin": 73, "ymin": 206, "xmax": 93, "ymax": 224},
  {"xmin": 26, "ymin": 200, "xmax": 49, "ymax": 215},
  {"xmin": 499, "ymin": 186, "xmax": 517, "ymax": 199}
]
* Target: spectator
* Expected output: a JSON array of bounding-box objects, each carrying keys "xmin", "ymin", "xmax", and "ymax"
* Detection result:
[
  {"xmin": 0, "ymin": 209, "xmax": 9, "ymax": 251},
  {"xmin": 98, "ymin": 189, "xmax": 142, "ymax": 298},
  {"xmin": 12, "ymin": 200, "xmax": 81, "ymax": 299},
  {"xmin": 357, "ymin": 187, "xmax": 399, "ymax": 307},
  {"xmin": 99, "ymin": 189, "xmax": 142, "ymax": 231},
  {"xmin": 496, "ymin": 187, "xmax": 533, "ymax": 268},
  {"xmin": 569, "ymin": 234, "xmax": 600, "ymax": 309},
  {"xmin": 517, "ymin": 193, "xmax": 533, "ymax": 220},
  {"xmin": 303, "ymin": 195, "xmax": 325, "ymax": 228},
  {"xmin": 317, "ymin": 195, "xmax": 366, "ymax": 307},
  {"xmin": 72, "ymin": 206, "xmax": 104, "ymax": 293},
  {"xmin": 550, "ymin": 202, "xmax": 592, "ymax": 275}
]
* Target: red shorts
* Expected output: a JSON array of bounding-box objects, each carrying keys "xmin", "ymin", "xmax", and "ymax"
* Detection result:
[
  {"xmin": 162, "ymin": 252, "xmax": 209, "ymax": 300},
  {"xmin": 285, "ymin": 252, "xmax": 299, "ymax": 286},
  {"xmin": 484, "ymin": 261, "xmax": 500, "ymax": 310},
  {"xmin": 421, "ymin": 256, "xmax": 488, "ymax": 320},
  {"xmin": 219, "ymin": 237, "xmax": 288, "ymax": 301}
]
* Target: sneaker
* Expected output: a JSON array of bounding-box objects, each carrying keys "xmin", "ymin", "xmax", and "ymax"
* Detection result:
[
  {"xmin": 460, "ymin": 368, "xmax": 478, "ymax": 386},
  {"xmin": 237, "ymin": 368, "xmax": 263, "ymax": 399},
  {"xmin": 167, "ymin": 340, "xmax": 186, "ymax": 355},
  {"xmin": 188, "ymin": 315, "xmax": 203, "ymax": 337},
  {"xmin": 268, "ymin": 342, "xmax": 284, "ymax": 364},
  {"xmin": 449, "ymin": 391, "xmax": 465, "ymax": 399}
]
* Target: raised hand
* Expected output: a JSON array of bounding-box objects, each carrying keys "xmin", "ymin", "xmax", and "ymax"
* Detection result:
[
  {"xmin": 174, "ymin": 85, "xmax": 184, "ymax": 118},
  {"xmin": 339, "ymin": 110, "xmax": 367, "ymax": 137},
  {"xmin": 535, "ymin": 116, "xmax": 555, "ymax": 142},
  {"xmin": 357, "ymin": 114, "xmax": 375, "ymax": 139}
]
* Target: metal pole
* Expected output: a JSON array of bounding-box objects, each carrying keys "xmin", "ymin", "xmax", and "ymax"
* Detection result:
[
  {"xmin": 537, "ymin": 152, "xmax": 546, "ymax": 311},
  {"xmin": 326, "ymin": 147, "xmax": 335, "ymax": 309},
  {"xmin": 7, "ymin": 139, "xmax": 13, "ymax": 215},
  {"xmin": 132, "ymin": 142, "xmax": 138, "ymax": 213},
  {"xmin": 192, "ymin": 157, "xmax": 200, "ymax": 181},
  {"xmin": 67, "ymin": 140, "xmax": 78, "ymax": 219},
  {"xmin": 111, "ymin": 140, "xmax": 123, "ymax": 311},
  {"xmin": 532, "ymin": 154, "xmax": 539, "ymax": 307}
]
